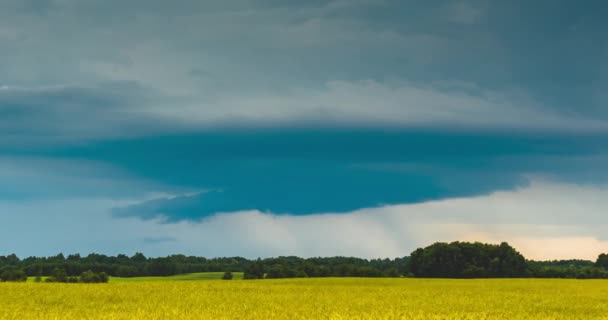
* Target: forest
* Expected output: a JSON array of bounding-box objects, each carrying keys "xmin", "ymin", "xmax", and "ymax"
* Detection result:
[{"xmin": 1, "ymin": 242, "xmax": 607, "ymax": 281}]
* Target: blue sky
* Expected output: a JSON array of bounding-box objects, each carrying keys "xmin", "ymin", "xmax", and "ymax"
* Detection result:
[{"xmin": 1, "ymin": 0, "xmax": 608, "ymax": 259}]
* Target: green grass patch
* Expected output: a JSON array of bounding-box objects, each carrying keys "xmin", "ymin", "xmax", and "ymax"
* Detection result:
[
  {"xmin": 26, "ymin": 276, "xmax": 49, "ymax": 283},
  {"xmin": 109, "ymin": 272, "xmax": 244, "ymax": 282},
  {"xmin": 27, "ymin": 272, "xmax": 243, "ymax": 283}
]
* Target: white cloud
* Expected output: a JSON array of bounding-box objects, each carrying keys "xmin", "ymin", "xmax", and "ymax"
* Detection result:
[{"xmin": 3, "ymin": 179, "xmax": 608, "ymax": 260}]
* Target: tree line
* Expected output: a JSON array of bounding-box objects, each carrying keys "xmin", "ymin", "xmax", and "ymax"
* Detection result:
[
  {"xmin": 408, "ymin": 242, "xmax": 608, "ymax": 279},
  {"xmin": 0, "ymin": 265, "xmax": 108, "ymax": 283},
  {"xmin": 1, "ymin": 242, "xmax": 608, "ymax": 282}
]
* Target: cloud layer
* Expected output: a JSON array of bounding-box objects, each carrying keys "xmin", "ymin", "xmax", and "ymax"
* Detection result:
[{"xmin": 1, "ymin": 0, "xmax": 608, "ymax": 145}]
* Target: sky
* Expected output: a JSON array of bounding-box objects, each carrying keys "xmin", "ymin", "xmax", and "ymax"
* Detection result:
[{"xmin": 1, "ymin": 0, "xmax": 608, "ymax": 260}]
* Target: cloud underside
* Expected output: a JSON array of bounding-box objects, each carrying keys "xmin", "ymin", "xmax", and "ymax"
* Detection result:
[{"xmin": 2, "ymin": 180, "xmax": 608, "ymax": 260}]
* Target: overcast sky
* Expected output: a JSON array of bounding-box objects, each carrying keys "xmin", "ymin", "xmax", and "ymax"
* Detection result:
[{"xmin": 1, "ymin": 0, "xmax": 608, "ymax": 260}]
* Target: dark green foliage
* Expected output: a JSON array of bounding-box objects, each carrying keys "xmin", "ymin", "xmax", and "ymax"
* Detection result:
[
  {"xmin": 144, "ymin": 259, "xmax": 178, "ymax": 276},
  {"xmin": 596, "ymin": 253, "xmax": 608, "ymax": 270},
  {"xmin": 527, "ymin": 259, "xmax": 608, "ymax": 279},
  {"xmin": 45, "ymin": 269, "xmax": 108, "ymax": 283},
  {"xmin": 408, "ymin": 243, "xmax": 608, "ymax": 279},
  {"xmin": 408, "ymin": 242, "xmax": 528, "ymax": 278},
  {"xmin": 244, "ymin": 260, "xmax": 265, "ymax": 279},
  {"xmin": 243, "ymin": 256, "xmax": 408, "ymax": 279},
  {"xmin": 116, "ymin": 265, "xmax": 139, "ymax": 277},
  {"xmin": 384, "ymin": 267, "xmax": 400, "ymax": 278},
  {"xmin": 1, "ymin": 243, "xmax": 607, "ymax": 280},
  {"xmin": 3, "ymin": 253, "xmax": 251, "ymax": 278},
  {"xmin": 79, "ymin": 270, "xmax": 109, "ymax": 283},
  {"xmin": 529, "ymin": 259, "xmax": 595, "ymax": 268},
  {"xmin": 1, "ymin": 252, "xmax": 407, "ymax": 280},
  {"xmin": 47, "ymin": 267, "xmax": 68, "ymax": 283},
  {"xmin": 222, "ymin": 271, "xmax": 233, "ymax": 280},
  {"xmin": 0, "ymin": 266, "xmax": 27, "ymax": 282},
  {"xmin": 266, "ymin": 264, "xmax": 291, "ymax": 279}
]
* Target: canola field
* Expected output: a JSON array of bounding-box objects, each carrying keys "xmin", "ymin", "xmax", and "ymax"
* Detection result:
[{"xmin": 1, "ymin": 278, "xmax": 608, "ymax": 319}]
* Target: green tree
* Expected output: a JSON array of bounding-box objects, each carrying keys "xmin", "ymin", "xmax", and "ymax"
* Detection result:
[
  {"xmin": 244, "ymin": 260, "xmax": 265, "ymax": 279},
  {"xmin": 116, "ymin": 265, "xmax": 139, "ymax": 277},
  {"xmin": 408, "ymin": 241, "xmax": 527, "ymax": 278},
  {"xmin": 384, "ymin": 267, "xmax": 400, "ymax": 278},
  {"xmin": 596, "ymin": 254, "xmax": 608, "ymax": 270},
  {"xmin": 131, "ymin": 252, "xmax": 147, "ymax": 263},
  {"xmin": 48, "ymin": 267, "xmax": 68, "ymax": 283},
  {"xmin": 266, "ymin": 265, "xmax": 287, "ymax": 279},
  {"xmin": 79, "ymin": 270, "xmax": 109, "ymax": 283},
  {"xmin": 295, "ymin": 270, "xmax": 308, "ymax": 278},
  {"xmin": 222, "ymin": 271, "xmax": 233, "ymax": 280},
  {"xmin": 0, "ymin": 266, "xmax": 27, "ymax": 282}
]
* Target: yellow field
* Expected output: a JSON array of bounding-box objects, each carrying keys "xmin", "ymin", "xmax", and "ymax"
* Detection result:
[{"xmin": 2, "ymin": 278, "xmax": 608, "ymax": 319}]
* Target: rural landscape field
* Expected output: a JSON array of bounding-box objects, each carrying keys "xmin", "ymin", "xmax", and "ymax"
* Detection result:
[
  {"xmin": 2, "ymin": 277, "xmax": 608, "ymax": 320},
  {"xmin": 3, "ymin": 1, "xmax": 608, "ymax": 319}
]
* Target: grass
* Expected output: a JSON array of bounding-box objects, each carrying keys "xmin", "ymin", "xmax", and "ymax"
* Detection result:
[
  {"xmin": 3, "ymin": 278, "xmax": 608, "ymax": 319},
  {"xmin": 109, "ymin": 272, "xmax": 244, "ymax": 282},
  {"xmin": 26, "ymin": 272, "xmax": 244, "ymax": 283},
  {"xmin": 26, "ymin": 276, "xmax": 49, "ymax": 283}
]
